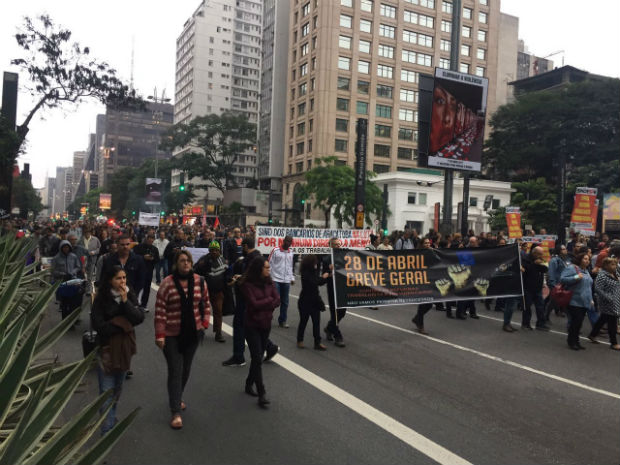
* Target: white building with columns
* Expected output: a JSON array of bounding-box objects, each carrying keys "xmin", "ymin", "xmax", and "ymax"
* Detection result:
[{"xmin": 374, "ymin": 169, "xmax": 513, "ymax": 235}]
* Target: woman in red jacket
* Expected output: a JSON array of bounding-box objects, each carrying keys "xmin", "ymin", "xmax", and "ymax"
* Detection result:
[{"xmin": 241, "ymin": 256, "xmax": 281, "ymax": 407}]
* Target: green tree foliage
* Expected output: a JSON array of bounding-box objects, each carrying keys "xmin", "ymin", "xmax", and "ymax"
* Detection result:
[
  {"xmin": 12, "ymin": 176, "xmax": 45, "ymax": 217},
  {"xmin": 302, "ymin": 157, "xmax": 389, "ymax": 228},
  {"xmin": 0, "ymin": 15, "xmax": 142, "ymax": 211},
  {"xmin": 161, "ymin": 112, "xmax": 257, "ymax": 194},
  {"xmin": 68, "ymin": 187, "xmax": 106, "ymax": 217}
]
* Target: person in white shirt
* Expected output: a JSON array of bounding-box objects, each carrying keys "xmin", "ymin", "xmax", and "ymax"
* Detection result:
[
  {"xmin": 268, "ymin": 235, "xmax": 295, "ymax": 328},
  {"xmin": 153, "ymin": 229, "xmax": 170, "ymax": 284}
]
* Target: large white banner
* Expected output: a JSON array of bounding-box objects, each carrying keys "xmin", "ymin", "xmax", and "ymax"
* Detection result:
[
  {"xmin": 185, "ymin": 247, "xmax": 209, "ymax": 263},
  {"xmin": 256, "ymin": 226, "xmax": 372, "ymax": 255},
  {"xmin": 138, "ymin": 212, "xmax": 160, "ymax": 227}
]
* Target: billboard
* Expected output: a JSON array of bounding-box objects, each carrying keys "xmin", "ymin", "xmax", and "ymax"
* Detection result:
[
  {"xmin": 99, "ymin": 193, "xmax": 111, "ymax": 210},
  {"xmin": 426, "ymin": 68, "xmax": 488, "ymax": 172},
  {"xmin": 145, "ymin": 178, "xmax": 162, "ymax": 205},
  {"xmin": 603, "ymin": 193, "xmax": 620, "ymax": 233}
]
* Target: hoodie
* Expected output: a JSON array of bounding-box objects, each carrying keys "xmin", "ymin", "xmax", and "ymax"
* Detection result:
[{"xmin": 51, "ymin": 240, "xmax": 83, "ymax": 281}]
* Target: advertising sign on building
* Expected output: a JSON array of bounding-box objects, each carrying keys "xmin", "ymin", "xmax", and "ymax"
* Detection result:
[
  {"xmin": 256, "ymin": 226, "xmax": 372, "ymax": 255},
  {"xmin": 99, "ymin": 193, "xmax": 111, "ymax": 210},
  {"xmin": 603, "ymin": 193, "xmax": 620, "ymax": 233},
  {"xmin": 425, "ymin": 68, "xmax": 489, "ymax": 172},
  {"xmin": 145, "ymin": 178, "xmax": 162, "ymax": 205}
]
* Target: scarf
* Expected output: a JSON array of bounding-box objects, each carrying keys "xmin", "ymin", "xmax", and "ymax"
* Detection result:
[{"xmin": 172, "ymin": 271, "xmax": 197, "ymax": 352}]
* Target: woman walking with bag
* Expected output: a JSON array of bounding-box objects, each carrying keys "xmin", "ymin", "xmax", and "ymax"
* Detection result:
[
  {"xmin": 297, "ymin": 255, "xmax": 329, "ymax": 350},
  {"xmin": 91, "ymin": 266, "xmax": 144, "ymax": 435},
  {"xmin": 241, "ymin": 257, "xmax": 280, "ymax": 407},
  {"xmin": 589, "ymin": 257, "xmax": 620, "ymax": 350},
  {"xmin": 560, "ymin": 253, "xmax": 594, "ymax": 351},
  {"xmin": 155, "ymin": 250, "xmax": 211, "ymax": 429}
]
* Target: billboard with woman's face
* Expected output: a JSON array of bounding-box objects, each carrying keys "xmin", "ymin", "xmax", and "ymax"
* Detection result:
[{"xmin": 427, "ymin": 68, "xmax": 488, "ymax": 172}]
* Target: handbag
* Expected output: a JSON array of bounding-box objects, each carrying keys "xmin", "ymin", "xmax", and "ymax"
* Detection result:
[{"xmin": 550, "ymin": 266, "xmax": 578, "ymax": 308}]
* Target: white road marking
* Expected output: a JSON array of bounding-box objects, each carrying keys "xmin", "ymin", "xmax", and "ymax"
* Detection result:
[
  {"xmin": 286, "ymin": 292, "xmax": 620, "ymax": 401},
  {"xmin": 151, "ymin": 281, "xmax": 472, "ymax": 464}
]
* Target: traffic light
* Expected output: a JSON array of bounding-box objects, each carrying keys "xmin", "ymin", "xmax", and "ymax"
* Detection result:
[
  {"xmin": 179, "ymin": 172, "xmax": 185, "ymax": 191},
  {"xmin": 161, "ymin": 211, "xmax": 166, "ymax": 216},
  {"xmin": 179, "ymin": 184, "xmax": 185, "ymax": 191},
  {"xmin": 268, "ymin": 217, "xmax": 273, "ymax": 224},
  {"xmin": 300, "ymin": 199, "xmax": 305, "ymax": 205},
  {"xmin": 383, "ymin": 228, "xmax": 389, "ymax": 236},
  {"xmin": 132, "ymin": 211, "xmax": 136, "ymax": 216}
]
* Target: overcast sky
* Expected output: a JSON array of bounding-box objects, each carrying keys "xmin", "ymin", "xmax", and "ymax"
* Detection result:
[{"xmin": 1, "ymin": 0, "xmax": 619, "ymax": 189}]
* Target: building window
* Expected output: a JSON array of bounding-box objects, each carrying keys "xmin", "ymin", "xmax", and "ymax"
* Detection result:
[
  {"xmin": 469, "ymin": 197, "xmax": 478, "ymax": 207},
  {"xmin": 477, "ymin": 48, "xmax": 486, "ymax": 60},
  {"xmin": 477, "ymin": 29, "xmax": 487, "ymax": 42},
  {"xmin": 308, "ymin": 139, "xmax": 313, "ymax": 152},
  {"xmin": 338, "ymin": 76, "xmax": 350, "ymax": 90},
  {"xmin": 358, "ymin": 80, "xmax": 370, "ymax": 94},
  {"xmin": 356, "ymin": 101, "xmax": 369, "ymax": 114},
  {"xmin": 299, "ymin": 82, "xmax": 307, "ymax": 96},
  {"xmin": 439, "ymin": 58, "xmax": 450, "ymax": 69},
  {"xmin": 375, "ymin": 124, "xmax": 392, "ymax": 138},
  {"xmin": 403, "ymin": 30, "xmax": 433, "ymax": 47},
  {"xmin": 380, "ymin": 3, "xmax": 396, "ymax": 18},
  {"xmin": 400, "ymin": 88, "xmax": 417, "ymax": 103},
  {"xmin": 404, "ymin": 11, "xmax": 434, "ymax": 28},
  {"xmin": 398, "ymin": 127, "xmax": 415, "ymax": 141},
  {"xmin": 361, "ymin": 0, "xmax": 373, "ymax": 12},
  {"xmin": 399, "ymin": 108, "xmax": 417, "ymax": 122},
  {"xmin": 461, "ymin": 44, "xmax": 470, "ymax": 57},
  {"xmin": 373, "ymin": 164, "xmax": 390, "ymax": 174},
  {"xmin": 360, "ymin": 19, "xmax": 372, "ymax": 33},
  {"xmin": 341, "ymin": 0, "xmax": 353, "ymax": 6},
  {"xmin": 480, "ymin": 0, "xmax": 488, "ymax": 5},
  {"xmin": 336, "ymin": 98, "xmax": 349, "ymax": 111},
  {"xmin": 463, "ymin": 7, "xmax": 472, "ymax": 19},
  {"xmin": 300, "ymin": 63, "xmax": 308, "ymax": 76},
  {"xmin": 402, "ymin": 50, "xmax": 432, "ymax": 67},
  {"xmin": 297, "ymin": 122, "xmax": 305, "ymax": 135},
  {"xmin": 475, "ymin": 66, "xmax": 485, "ymax": 77},
  {"xmin": 338, "ymin": 56, "xmax": 351, "ymax": 70},
  {"xmin": 298, "ymin": 102, "xmax": 306, "ymax": 115},
  {"xmin": 359, "ymin": 39, "xmax": 371, "ymax": 54},
  {"xmin": 339, "ymin": 35, "xmax": 352, "ymax": 49},
  {"xmin": 301, "ymin": 43, "xmax": 309, "ymax": 56},
  {"xmin": 442, "ymin": 1, "xmax": 452, "ymax": 13},
  {"xmin": 462, "ymin": 26, "xmax": 471, "ymax": 38},
  {"xmin": 377, "ymin": 64, "xmax": 394, "ymax": 78},
  {"xmin": 336, "ymin": 118, "xmax": 349, "ymax": 132},
  {"xmin": 408, "ymin": 192, "xmax": 417, "ymax": 204},
  {"xmin": 340, "ymin": 14, "xmax": 352, "ymax": 28},
  {"xmin": 401, "ymin": 69, "xmax": 417, "ymax": 83},
  {"xmin": 379, "ymin": 24, "xmax": 395, "ymax": 39},
  {"xmin": 358, "ymin": 60, "xmax": 370, "ymax": 74},
  {"xmin": 376, "ymin": 104, "xmax": 392, "ymax": 118},
  {"xmin": 397, "ymin": 147, "xmax": 416, "ymax": 160},
  {"xmin": 492, "ymin": 198, "xmax": 500, "ymax": 209},
  {"xmin": 374, "ymin": 144, "xmax": 391, "ymax": 158},
  {"xmin": 378, "ymin": 44, "xmax": 394, "ymax": 58},
  {"xmin": 441, "ymin": 20, "xmax": 451, "ymax": 33},
  {"xmin": 440, "ymin": 39, "xmax": 451, "ymax": 52},
  {"xmin": 296, "ymin": 142, "xmax": 304, "ymax": 155},
  {"xmin": 479, "ymin": 11, "xmax": 488, "ymax": 23},
  {"xmin": 301, "ymin": 22, "xmax": 310, "ymax": 37},
  {"xmin": 376, "ymin": 84, "xmax": 393, "ymax": 99},
  {"xmin": 335, "ymin": 139, "xmax": 348, "ymax": 152},
  {"xmin": 459, "ymin": 63, "xmax": 470, "ymax": 74}
]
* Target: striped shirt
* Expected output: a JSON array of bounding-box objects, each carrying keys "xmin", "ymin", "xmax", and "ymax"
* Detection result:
[{"xmin": 154, "ymin": 273, "xmax": 211, "ymax": 341}]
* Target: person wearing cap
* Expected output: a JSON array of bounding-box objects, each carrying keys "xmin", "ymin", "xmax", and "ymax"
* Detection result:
[{"xmin": 194, "ymin": 241, "xmax": 230, "ymax": 342}]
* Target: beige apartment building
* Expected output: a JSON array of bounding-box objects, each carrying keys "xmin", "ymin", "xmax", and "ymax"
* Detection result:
[{"xmin": 282, "ymin": 0, "xmax": 500, "ymax": 224}]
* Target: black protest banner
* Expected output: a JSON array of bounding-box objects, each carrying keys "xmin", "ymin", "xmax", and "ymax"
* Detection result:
[{"xmin": 332, "ymin": 244, "xmax": 523, "ymax": 308}]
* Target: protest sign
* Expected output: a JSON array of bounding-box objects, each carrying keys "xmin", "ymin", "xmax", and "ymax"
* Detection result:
[
  {"xmin": 332, "ymin": 245, "xmax": 522, "ymax": 308},
  {"xmin": 138, "ymin": 212, "xmax": 160, "ymax": 227},
  {"xmin": 570, "ymin": 187, "xmax": 598, "ymax": 236},
  {"xmin": 505, "ymin": 207, "xmax": 522, "ymax": 239},
  {"xmin": 256, "ymin": 226, "xmax": 371, "ymax": 254}
]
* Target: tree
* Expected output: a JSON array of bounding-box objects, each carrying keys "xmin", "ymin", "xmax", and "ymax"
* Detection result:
[
  {"xmin": 0, "ymin": 15, "xmax": 142, "ymax": 212},
  {"xmin": 302, "ymin": 157, "xmax": 389, "ymax": 228},
  {"xmin": 161, "ymin": 112, "xmax": 257, "ymax": 194},
  {"xmin": 68, "ymin": 187, "xmax": 107, "ymax": 217},
  {"xmin": 11, "ymin": 176, "xmax": 45, "ymax": 217}
]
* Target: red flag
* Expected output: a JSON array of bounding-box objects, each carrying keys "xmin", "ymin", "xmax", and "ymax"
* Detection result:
[{"xmin": 213, "ymin": 217, "xmax": 220, "ymax": 229}]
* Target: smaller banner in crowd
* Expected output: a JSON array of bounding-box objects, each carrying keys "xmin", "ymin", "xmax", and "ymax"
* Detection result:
[
  {"xmin": 99, "ymin": 193, "xmax": 111, "ymax": 210},
  {"xmin": 521, "ymin": 235, "xmax": 557, "ymax": 262},
  {"xmin": 138, "ymin": 212, "xmax": 161, "ymax": 227},
  {"xmin": 603, "ymin": 193, "xmax": 620, "ymax": 233},
  {"xmin": 185, "ymin": 247, "xmax": 209, "ymax": 264},
  {"xmin": 505, "ymin": 206, "xmax": 522, "ymax": 239},
  {"xmin": 332, "ymin": 244, "xmax": 523, "ymax": 308},
  {"xmin": 570, "ymin": 187, "xmax": 598, "ymax": 236},
  {"xmin": 256, "ymin": 226, "xmax": 372, "ymax": 254}
]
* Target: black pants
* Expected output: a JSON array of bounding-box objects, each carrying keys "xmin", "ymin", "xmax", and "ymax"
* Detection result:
[
  {"xmin": 326, "ymin": 306, "xmax": 347, "ymax": 340},
  {"xmin": 414, "ymin": 303, "xmax": 433, "ymax": 327},
  {"xmin": 245, "ymin": 325, "xmax": 270, "ymax": 396},
  {"xmin": 60, "ymin": 294, "xmax": 83, "ymax": 320},
  {"xmin": 566, "ymin": 305, "xmax": 587, "ymax": 347},
  {"xmin": 456, "ymin": 300, "xmax": 476, "ymax": 317},
  {"xmin": 163, "ymin": 336, "xmax": 198, "ymax": 414},
  {"xmin": 140, "ymin": 268, "xmax": 154, "ymax": 307},
  {"xmin": 298, "ymin": 308, "xmax": 321, "ymax": 343},
  {"xmin": 589, "ymin": 313, "xmax": 618, "ymax": 345}
]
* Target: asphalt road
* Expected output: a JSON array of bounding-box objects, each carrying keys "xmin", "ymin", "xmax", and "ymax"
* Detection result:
[{"xmin": 48, "ymin": 279, "xmax": 620, "ymax": 465}]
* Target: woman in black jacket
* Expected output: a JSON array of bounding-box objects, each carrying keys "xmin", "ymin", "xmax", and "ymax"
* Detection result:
[
  {"xmin": 92, "ymin": 265, "xmax": 144, "ymax": 434},
  {"xmin": 297, "ymin": 255, "xmax": 329, "ymax": 350}
]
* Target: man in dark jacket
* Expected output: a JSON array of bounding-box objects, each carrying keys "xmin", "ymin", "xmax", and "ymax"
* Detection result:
[
  {"xmin": 133, "ymin": 233, "xmax": 160, "ymax": 310},
  {"xmin": 51, "ymin": 240, "xmax": 84, "ymax": 320},
  {"xmin": 223, "ymin": 227, "xmax": 243, "ymax": 264},
  {"xmin": 39, "ymin": 227, "xmax": 60, "ymax": 258},
  {"xmin": 522, "ymin": 246, "xmax": 550, "ymax": 331},
  {"xmin": 194, "ymin": 241, "xmax": 229, "ymax": 342},
  {"xmin": 163, "ymin": 229, "xmax": 192, "ymax": 274},
  {"xmin": 101, "ymin": 235, "xmax": 146, "ymax": 299}
]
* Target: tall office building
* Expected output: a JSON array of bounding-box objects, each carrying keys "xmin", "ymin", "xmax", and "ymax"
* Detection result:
[
  {"xmin": 174, "ymin": 0, "xmax": 263, "ymax": 193},
  {"xmin": 53, "ymin": 167, "xmax": 72, "ymax": 216},
  {"xmin": 282, "ymin": 0, "xmax": 500, "ymax": 223}
]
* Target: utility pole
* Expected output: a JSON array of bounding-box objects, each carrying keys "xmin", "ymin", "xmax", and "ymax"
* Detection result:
[{"xmin": 440, "ymin": 0, "xmax": 462, "ymax": 237}]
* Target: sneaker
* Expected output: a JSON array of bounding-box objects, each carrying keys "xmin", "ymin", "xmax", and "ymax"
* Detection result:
[
  {"xmin": 469, "ymin": 314, "xmax": 480, "ymax": 319},
  {"xmin": 522, "ymin": 324, "xmax": 533, "ymax": 330},
  {"xmin": 502, "ymin": 324, "xmax": 515, "ymax": 333},
  {"xmin": 264, "ymin": 344, "xmax": 279, "ymax": 362},
  {"xmin": 222, "ymin": 357, "xmax": 246, "ymax": 367},
  {"xmin": 297, "ymin": 341, "xmax": 305, "ymax": 349},
  {"xmin": 215, "ymin": 333, "xmax": 226, "ymax": 343},
  {"xmin": 314, "ymin": 343, "xmax": 327, "ymax": 351},
  {"xmin": 278, "ymin": 322, "xmax": 290, "ymax": 328},
  {"xmin": 334, "ymin": 338, "xmax": 346, "ymax": 348}
]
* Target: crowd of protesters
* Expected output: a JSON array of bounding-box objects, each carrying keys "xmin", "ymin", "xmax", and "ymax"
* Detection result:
[{"xmin": 2, "ymin": 216, "xmax": 619, "ymax": 431}]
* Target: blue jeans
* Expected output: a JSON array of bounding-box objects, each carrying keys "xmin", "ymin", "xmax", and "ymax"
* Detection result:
[
  {"xmin": 274, "ymin": 281, "xmax": 290, "ymax": 324},
  {"xmin": 97, "ymin": 363, "xmax": 126, "ymax": 434},
  {"xmin": 503, "ymin": 297, "xmax": 520, "ymax": 326},
  {"xmin": 155, "ymin": 258, "xmax": 168, "ymax": 283},
  {"xmin": 586, "ymin": 305, "xmax": 599, "ymax": 326}
]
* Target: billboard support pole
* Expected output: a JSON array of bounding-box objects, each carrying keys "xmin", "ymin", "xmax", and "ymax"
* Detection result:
[
  {"xmin": 440, "ymin": 0, "xmax": 462, "ymax": 237},
  {"xmin": 354, "ymin": 118, "xmax": 368, "ymax": 229}
]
